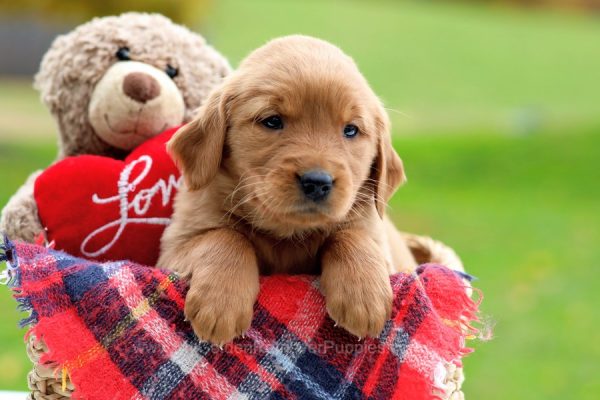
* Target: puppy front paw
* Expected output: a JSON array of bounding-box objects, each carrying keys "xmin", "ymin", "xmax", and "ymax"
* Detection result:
[
  {"xmin": 185, "ymin": 281, "xmax": 257, "ymax": 346},
  {"xmin": 324, "ymin": 278, "xmax": 393, "ymax": 339}
]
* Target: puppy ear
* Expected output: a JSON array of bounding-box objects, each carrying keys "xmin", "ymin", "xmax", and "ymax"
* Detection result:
[
  {"xmin": 372, "ymin": 111, "xmax": 407, "ymax": 218},
  {"xmin": 168, "ymin": 88, "xmax": 228, "ymax": 191}
]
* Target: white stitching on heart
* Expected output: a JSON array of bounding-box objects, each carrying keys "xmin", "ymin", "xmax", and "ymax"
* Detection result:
[{"xmin": 80, "ymin": 155, "xmax": 182, "ymax": 258}]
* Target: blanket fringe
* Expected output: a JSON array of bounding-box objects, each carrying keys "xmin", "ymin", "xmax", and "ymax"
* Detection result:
[{"xmin": 1, "ymin": 235, "xmax": 38, "ymax": 328}]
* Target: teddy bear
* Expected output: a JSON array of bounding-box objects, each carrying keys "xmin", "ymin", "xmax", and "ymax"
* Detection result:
[{"xmin": 0, "ymin": 12, "xmax": 231, "ymax": 243}]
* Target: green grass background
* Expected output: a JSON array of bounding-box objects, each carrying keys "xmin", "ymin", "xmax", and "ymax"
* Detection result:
[{"xmin": 1, "ymin": 0, "xmax": 599, "ymax": 398}]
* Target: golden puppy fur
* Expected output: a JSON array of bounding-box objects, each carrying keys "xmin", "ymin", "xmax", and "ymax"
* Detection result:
[{"xmin": 159, "ymin": 35, "xmax": 417, "ymax": 345}]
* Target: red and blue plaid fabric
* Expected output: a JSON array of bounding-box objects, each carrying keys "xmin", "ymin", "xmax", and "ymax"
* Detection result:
[{"xmin": 3, "ymin": 240, "xmax": 478, "ymax": 400}]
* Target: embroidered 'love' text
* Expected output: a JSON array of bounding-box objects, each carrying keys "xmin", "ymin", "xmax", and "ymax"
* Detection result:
[{"xmin": 81, "ymin": 155, "xmax": 181, "ymax": 257}]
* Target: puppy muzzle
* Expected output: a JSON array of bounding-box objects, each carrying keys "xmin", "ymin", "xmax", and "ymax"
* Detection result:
[{"xmin": 298, "ymin": 170, "xmax": 333, "ymax": 202}]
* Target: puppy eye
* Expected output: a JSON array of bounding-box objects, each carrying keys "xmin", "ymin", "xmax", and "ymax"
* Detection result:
[
  {"xmin": 343, "ymin": 124, "xmax": 359, "ymax": 138},
  {"xmin": 165, "ymin": 64, "xmax": 178, "ymax": 79},
  {"xmin": 261, "ymin": 115, "xmax": 284, "ymax": 130},
  {"xmin": 115, "ymin": 47, "xmax": 130, "ymax": 61}
]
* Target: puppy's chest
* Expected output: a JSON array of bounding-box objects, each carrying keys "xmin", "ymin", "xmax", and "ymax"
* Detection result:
[{"xmin": 251, "ymin": 234, "xmax": 325, "ymax": 275}]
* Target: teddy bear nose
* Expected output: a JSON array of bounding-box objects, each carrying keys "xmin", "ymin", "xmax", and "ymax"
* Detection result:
[{"xmin": 122, "ymin": 72, "xmax": 161, "ymax": 103}]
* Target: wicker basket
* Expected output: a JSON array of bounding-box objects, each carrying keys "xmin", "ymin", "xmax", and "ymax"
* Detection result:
[{"xmin": 24, "ymin": 232, "xmax": 468, "ymax": 400}]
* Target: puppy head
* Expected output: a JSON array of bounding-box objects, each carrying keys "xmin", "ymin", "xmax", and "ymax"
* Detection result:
[{"xmin": 169, "ymin": 35, "xmax": 406, "ymax": 235}]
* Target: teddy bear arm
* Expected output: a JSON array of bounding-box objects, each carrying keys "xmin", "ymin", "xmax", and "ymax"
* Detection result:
[{"xmin": 0, "ymin": 171, "xmax": 44, "ymax": 243}]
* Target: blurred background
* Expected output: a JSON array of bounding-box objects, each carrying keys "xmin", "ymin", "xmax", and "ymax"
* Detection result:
[{"xmin": 0, "ymin": 0, "xmax": 599, "ymax": 398}]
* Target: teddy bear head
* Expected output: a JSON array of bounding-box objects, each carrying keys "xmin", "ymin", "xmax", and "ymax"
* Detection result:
[{"xmin": 34, "ymin": 12, "xmax": 231, "ymax": 158}]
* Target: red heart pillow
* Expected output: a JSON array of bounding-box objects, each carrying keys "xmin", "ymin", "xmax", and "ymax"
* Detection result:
[{"xmin": 34, "ymin": 127, "xmax": 182, "ymax": 266}]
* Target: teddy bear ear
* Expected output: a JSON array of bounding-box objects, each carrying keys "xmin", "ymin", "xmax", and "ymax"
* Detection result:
[
  {"xmin": 178, "ymin": 39, "xmax": 233, "ymax": 124},
  {"xmin": 167, "ymin": 87, "xmax": 229, "ymax": 191},
  {"xmin": 34, "ymin": 34, "xmax": 70, "ymax": 113}
]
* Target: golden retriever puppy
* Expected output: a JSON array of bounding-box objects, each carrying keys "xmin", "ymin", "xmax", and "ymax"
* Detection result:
[{"xmin": 159, "ymin": 35, "xmax": 417, "ymax": 345}]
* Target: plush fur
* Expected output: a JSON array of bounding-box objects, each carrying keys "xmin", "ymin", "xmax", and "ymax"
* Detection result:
[
  {"xmin": 35, "ymin": 12, "xmax": 230, "ymax": 158},
  {"xmin": 0, "ymin": 171, "xmax": 44, "ymax": 243},
  {"xmin": 159, "ymin": 35, "xmax": 418, "ymax": 345},
  {"xmin": 87, "ymin": 60, "xmax": 185, "ymax": 151},
  {"xmin": 1, "ymin": 13, "xmax": 231, "ymax": 242}
]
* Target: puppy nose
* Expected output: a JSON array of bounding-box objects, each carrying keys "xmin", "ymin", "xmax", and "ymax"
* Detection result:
[
  {"xmin": 299, "ymin": 170, "xmax": 333, "ymax": 202},
  {"xmin": 122, "ymin": 72, "xmax": 161, "ymax": 103}
]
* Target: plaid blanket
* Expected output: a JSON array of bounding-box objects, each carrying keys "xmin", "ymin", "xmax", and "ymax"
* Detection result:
[{"xmin": 2, "ymin": 239, "xmax": 478, "ymax": 400}]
